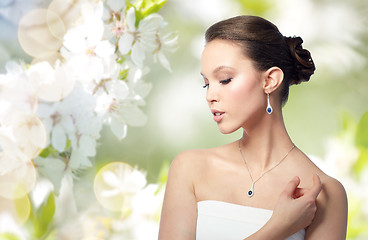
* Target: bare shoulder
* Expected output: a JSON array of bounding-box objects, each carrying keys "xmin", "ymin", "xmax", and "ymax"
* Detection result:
[
  {"xmin": 302, "ymin": 164, "xmax": 348, "ymax": 239},
  {"xmin": 288, "ymin": 149, "xmax": 348, "ymax": 239},
  {"xmin": 167, "ymin": 148, "xmax": 213, "ymax": 184},
  {"xmin": 170, "ymin": 144, "xmax": 230, "ymax": 173},
  {"xmin": 320, "ymin": 174, "xmax": 347, "ymax": 200},
  {"xmin": 292, "ymin": 149, "xmax": 347, "ymax": 198},
  {"xmin": 296, "ymin": 150, "xmax": 348, "ymax": 215},
  {"xmin": 317, "ymin": 173, "xmax": 348, "ymax": 217},
  {"xmin": 297, "ymin": 151, "xmax": 347, "ymax": 204},
  {"xmin": 170, "ymin": 149, "xmax": 209, "ymax": 172}
]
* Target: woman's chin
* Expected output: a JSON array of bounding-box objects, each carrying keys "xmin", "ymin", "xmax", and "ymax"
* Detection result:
[{"xmin": 217, "ymin": 125, "xmax": 239, "ymax": 135}]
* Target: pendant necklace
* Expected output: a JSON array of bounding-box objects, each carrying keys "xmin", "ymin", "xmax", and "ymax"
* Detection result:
[{"xmin": 238, "ymin": 139, "xmax": 295, "ymax": 198}]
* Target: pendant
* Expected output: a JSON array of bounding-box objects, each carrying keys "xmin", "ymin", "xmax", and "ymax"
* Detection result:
[
  {"xmin": 247, "ymin": 182, "xmax": 254, "ymax": 198},
  {"xmin": 266, "ymin": 96, "xmax": 273, "ymax": 114}
]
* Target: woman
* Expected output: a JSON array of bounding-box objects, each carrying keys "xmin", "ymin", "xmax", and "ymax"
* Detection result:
[{"xmin": 158, "ymin": 15, "xmax": 348, "ymax": 240}]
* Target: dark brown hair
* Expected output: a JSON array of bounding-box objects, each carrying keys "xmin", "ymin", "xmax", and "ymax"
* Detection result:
[{"xmin": 205, "ymin": 15, "xmax": 315, "ymax": 105}]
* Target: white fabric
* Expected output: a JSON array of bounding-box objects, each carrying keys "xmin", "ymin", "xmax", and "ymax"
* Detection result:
[{"xmin": 196, "ymin": 200, "xmax": 305, "ymax": 240}]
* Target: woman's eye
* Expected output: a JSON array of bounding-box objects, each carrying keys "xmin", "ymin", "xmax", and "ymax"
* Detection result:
[
  {"xmin": 203, "ymin": 83, "xmax": 209, "ymax": 89},
  {"xmin": 220, "ymin": 78, "xmax": 232, "ymax": 84}
]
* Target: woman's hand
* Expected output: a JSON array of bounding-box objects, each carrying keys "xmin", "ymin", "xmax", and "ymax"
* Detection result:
[
  {"xmin": 246, "ymin": 174, "xmax": 322, "ymax": 240},
  {"xmin": 267, "ymin": 174, "xmax": 322, "ymax": 239}
]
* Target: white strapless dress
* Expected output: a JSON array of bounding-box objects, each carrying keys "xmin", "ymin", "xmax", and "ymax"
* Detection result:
[{"xmin": 196, "ymin": 200, "xmax": 305, "ymax": 240}]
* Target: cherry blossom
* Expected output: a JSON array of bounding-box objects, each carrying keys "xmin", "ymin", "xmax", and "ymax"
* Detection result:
[
  {"xmin": 0, "ymin": 0, "xmax": 177, "ymax": 238},
  {"xmin": 118, "ymin": 7, "xmax": 167, "ymax": 68}
]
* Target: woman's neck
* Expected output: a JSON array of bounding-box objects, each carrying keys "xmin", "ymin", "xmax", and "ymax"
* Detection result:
[{"xmin": 239, "ymin": 111, "xmax": 294, "ymax": 175}]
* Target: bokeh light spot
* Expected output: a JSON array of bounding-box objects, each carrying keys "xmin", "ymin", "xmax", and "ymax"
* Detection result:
[
  {"xmin": 49, "ymin": 0, "xmax": 83, "ymax": 30},
  {"xmin": 13, "ymin": 114, "xmax": 48, "ymax": 159},
  {"xmin": 14, "ymin": 193, "xmax": 31, "ymax": 224},
  {"xmin": 0, "ymin": 161, "xmax": 37, "ymax": 199},
  {"xmin": 18, "ymin": 8, "xmax": 65, "ymax": 60},
  {"xmin": 94, "ymin": 162, "xmax": 138, "ymax": 212},
  {"xmin": 0, "ymin": 193, "xmax": 31, "ymax": 226}
]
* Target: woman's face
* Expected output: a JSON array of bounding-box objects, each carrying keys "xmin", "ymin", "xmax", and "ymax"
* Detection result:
[{"xmin": 201, "ymin": 39, "xmax": 266, "ymax": 134}]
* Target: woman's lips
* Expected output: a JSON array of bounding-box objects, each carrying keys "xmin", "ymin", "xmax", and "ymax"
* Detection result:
[{"xmin": 211, "ymin": 110, "xmax": 225, "ymax": 123}]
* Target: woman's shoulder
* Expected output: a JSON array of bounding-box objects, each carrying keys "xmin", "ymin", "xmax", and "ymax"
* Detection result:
[
  {"xmin": 297, "ymin": 151, "xmax": 347, "ymax": 212},
  {"xmin": 318, "ymin": 173, "xmax": 347, "ymax": 207},
  {"xmin": 170, "ymin": 143, "xmax": 234, "ymax": 173},
  {"xmin": 304, "ymin": 169, "xmax": 348, "ymax": 237},
  {"xmin": 171, "ymin": 147, "xmax": 216, "ymax": 168},
  {"xmin": 290, "ymin": 149, "xmax": 347, "ymax": 206}
]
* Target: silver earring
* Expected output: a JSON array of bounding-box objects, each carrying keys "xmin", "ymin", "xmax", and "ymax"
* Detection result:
[{"xmin": 266, "ymin": 91, "xmax": 273, "ymax": 114}]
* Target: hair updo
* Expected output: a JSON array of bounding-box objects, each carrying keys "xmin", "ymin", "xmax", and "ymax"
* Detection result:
[{"xmin": 205, "ymin": 15, "xmax": 316, "ymax": 105}]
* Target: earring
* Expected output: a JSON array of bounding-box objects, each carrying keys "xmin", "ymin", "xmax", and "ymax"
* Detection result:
[{"xmin": 266, "ymin": 91, "xmax": 273, "ymax": 114}]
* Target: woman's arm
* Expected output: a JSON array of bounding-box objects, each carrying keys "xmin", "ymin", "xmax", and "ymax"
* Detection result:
[
  {"xmin": 305, "ymin": 177, "xmax": 348, "ymax": 240},
  {"xmin": 158, "ymin": 151, "xmax": 198, "ymax": 240},
  {"xmin": 245, "ymin": 174, "xmax": 323, "ymax": 240}
]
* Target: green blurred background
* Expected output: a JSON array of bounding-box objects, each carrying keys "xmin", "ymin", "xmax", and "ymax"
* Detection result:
[
  {"xmin": 1, "ymin": 0, "xmax": 368, "ymax": 238},
  {"xmin": 90, "ymin": 0, "xmax": 368, "ymax": 183}
]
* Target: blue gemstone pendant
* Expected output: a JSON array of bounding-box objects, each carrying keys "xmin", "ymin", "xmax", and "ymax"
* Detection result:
[
  {"xmin": 247, "ymin": 190, "xmax": 253, "ymax": 197},
  {"xmin": 248, "ymin": 183, "xmax": 254, "ymax": 197},
  {"xmin": 266, "ymin": 106, "xmax": 273, "ymax": 114},
  {"xmin": 266, "ymin": 92, "xmax": 273, "ymax": 114}
]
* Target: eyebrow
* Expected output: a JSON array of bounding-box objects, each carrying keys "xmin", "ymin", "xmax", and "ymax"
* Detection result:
[{"xmin": 200, "ymin": 65, "xmax": 235, "ymax": 77}]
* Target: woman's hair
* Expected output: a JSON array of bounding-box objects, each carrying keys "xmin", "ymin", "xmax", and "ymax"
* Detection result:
[{"xmin": 205, "ymin": 15, "xmax": 316, "ymax": 105}]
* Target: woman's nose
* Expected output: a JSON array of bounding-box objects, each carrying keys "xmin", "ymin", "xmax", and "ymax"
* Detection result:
[{"xmin": 206, "ymin": 85, "xmax": 219, "ymax": 103}]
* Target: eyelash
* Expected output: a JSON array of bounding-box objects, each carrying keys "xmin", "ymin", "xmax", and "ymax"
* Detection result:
[
  {"xmin": 220, "ymin": 78, "xmax": 232, "ymax": 84},
  {"xmin": 202, "ymin": 78, "xmax": 232, "ymax": 89}
]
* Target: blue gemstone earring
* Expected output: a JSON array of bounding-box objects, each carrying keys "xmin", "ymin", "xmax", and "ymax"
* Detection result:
[{"xmin": 266, "ymin": 91, "xmax": 273, "ymax": 114}]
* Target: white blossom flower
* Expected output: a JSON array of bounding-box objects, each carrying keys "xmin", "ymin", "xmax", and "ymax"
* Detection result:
[
  {"xmin": 33, "ymin": 156, "xmax": 68, "ymax": 195},
  {"xmin": 0, "ymin": 0, "xmax": 177, "ymax": 237},
  {"xmin": 101, "ymin": 165, "xmax": 146, "ymax": 197},
  {"xmin": 102, "ymin": 0, "xmax": 127, "ymax": 40},
  {"xmin": 104, "ymin": 0, "xmax": 126, "ymax": 15},
  {"xmin": 123, "ymin": 60, "xmax": 152, "ymax": 98},
  {"xmin": 27, "ymin": 61, "xmax": 75, "ymax": 102},
  {"xmin": 95, "ymin": 88, "xmax": 129, "ymax": 140},
  {"xmin": 11, "ymin": 113, "xmax": 48, "ymax": 159},
  {"xmin": 37, "ymin": 102, "xmax": 74, "ymax": 153},
  {"xmin": 61, "ymin": 3, "xmax": 116, "ymax": 85},
  {"xmin": 0, "ymin": 156, "xmax": 37, "ymax": 199},
  {"xmin": 94, "ymin": 162, "xmax": 147, "ymax": 211},
  {"xmin": 37, "ymin": 84, "xmax": 103, "ymax": 170},
  {"xmin": 152, "ymin": 30, "xmax": 178, "ymax": 72},
  {"xmin": 0, "ymin": 139, "xmax": 29, "ymax": 177},
  {"xmin": 118, "ymin": 8, "xmax": 165, "ymax": 67},
  {"xmin": 0, "ymin": 62, "xmax": 38, "ymax": 117}
]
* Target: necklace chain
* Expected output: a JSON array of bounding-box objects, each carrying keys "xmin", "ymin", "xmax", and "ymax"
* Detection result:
[{"xmin": 238, "ymin": 139, "xmax": 295, "ymax": 197}]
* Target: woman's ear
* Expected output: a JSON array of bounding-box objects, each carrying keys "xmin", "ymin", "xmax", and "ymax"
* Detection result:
[{"xmin": 263, "ymin": 67, "xmax": 284, "ymax": 94}]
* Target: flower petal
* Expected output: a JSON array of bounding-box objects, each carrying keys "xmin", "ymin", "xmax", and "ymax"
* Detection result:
[
  {"xmin": 139, "ymin": 14, "xmax": 164, "ymax": 32},
  {"xmin": 69, "ymin": 149, "xmax": 92, "ymax": 169},
  {"xmin": 34, "ymin": 157, "xmax": 66, "ymax": 195},
  {"xmin": 126, "ymin": 7, "xmax": 136, "ymax": 30},
  {"xmin": 107, "ymin": 0, "xmax": 126, "ymax": 12},
  {"xmin": 79, "ymin": 135, "xmax": 96, "ymax": 157},
  {"xmin": 118, "ymin": 33, "xmax": 134, "ymax": 55},
  {"xmin": 110, "ymin": 116, "xmax": 127, "ymax": 140},
  {"xmin": 122, "ymin": 105, "xmax": 147, "ymax": 127},
  {"xmin": 95, "ymin": 40, "xmax": 115, "ymax": 58},
  {"xmin": 131, "ymin": 42, "xmax": 145, "ymax": 67},
  {"xmin": 52, "ymin": 124, "xmax": 66, "ymax": 152},
  {"xmin": 134, "ymin": 81, "xmax": 152, "ymax": 99},
  {"xmin": 108, "ymin": 80, "xmax": 129, "ymax": 100},
  {"xmin": 158, "ymin": 51, "xmax": 172, "ymax": 72},
  {"xmin": 100, "ymin": 189, "xmax": 120, "ymax": 198},
  {"xmin": 102, "ymin": 171, "xmax": 120, "ymax": 187}
]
